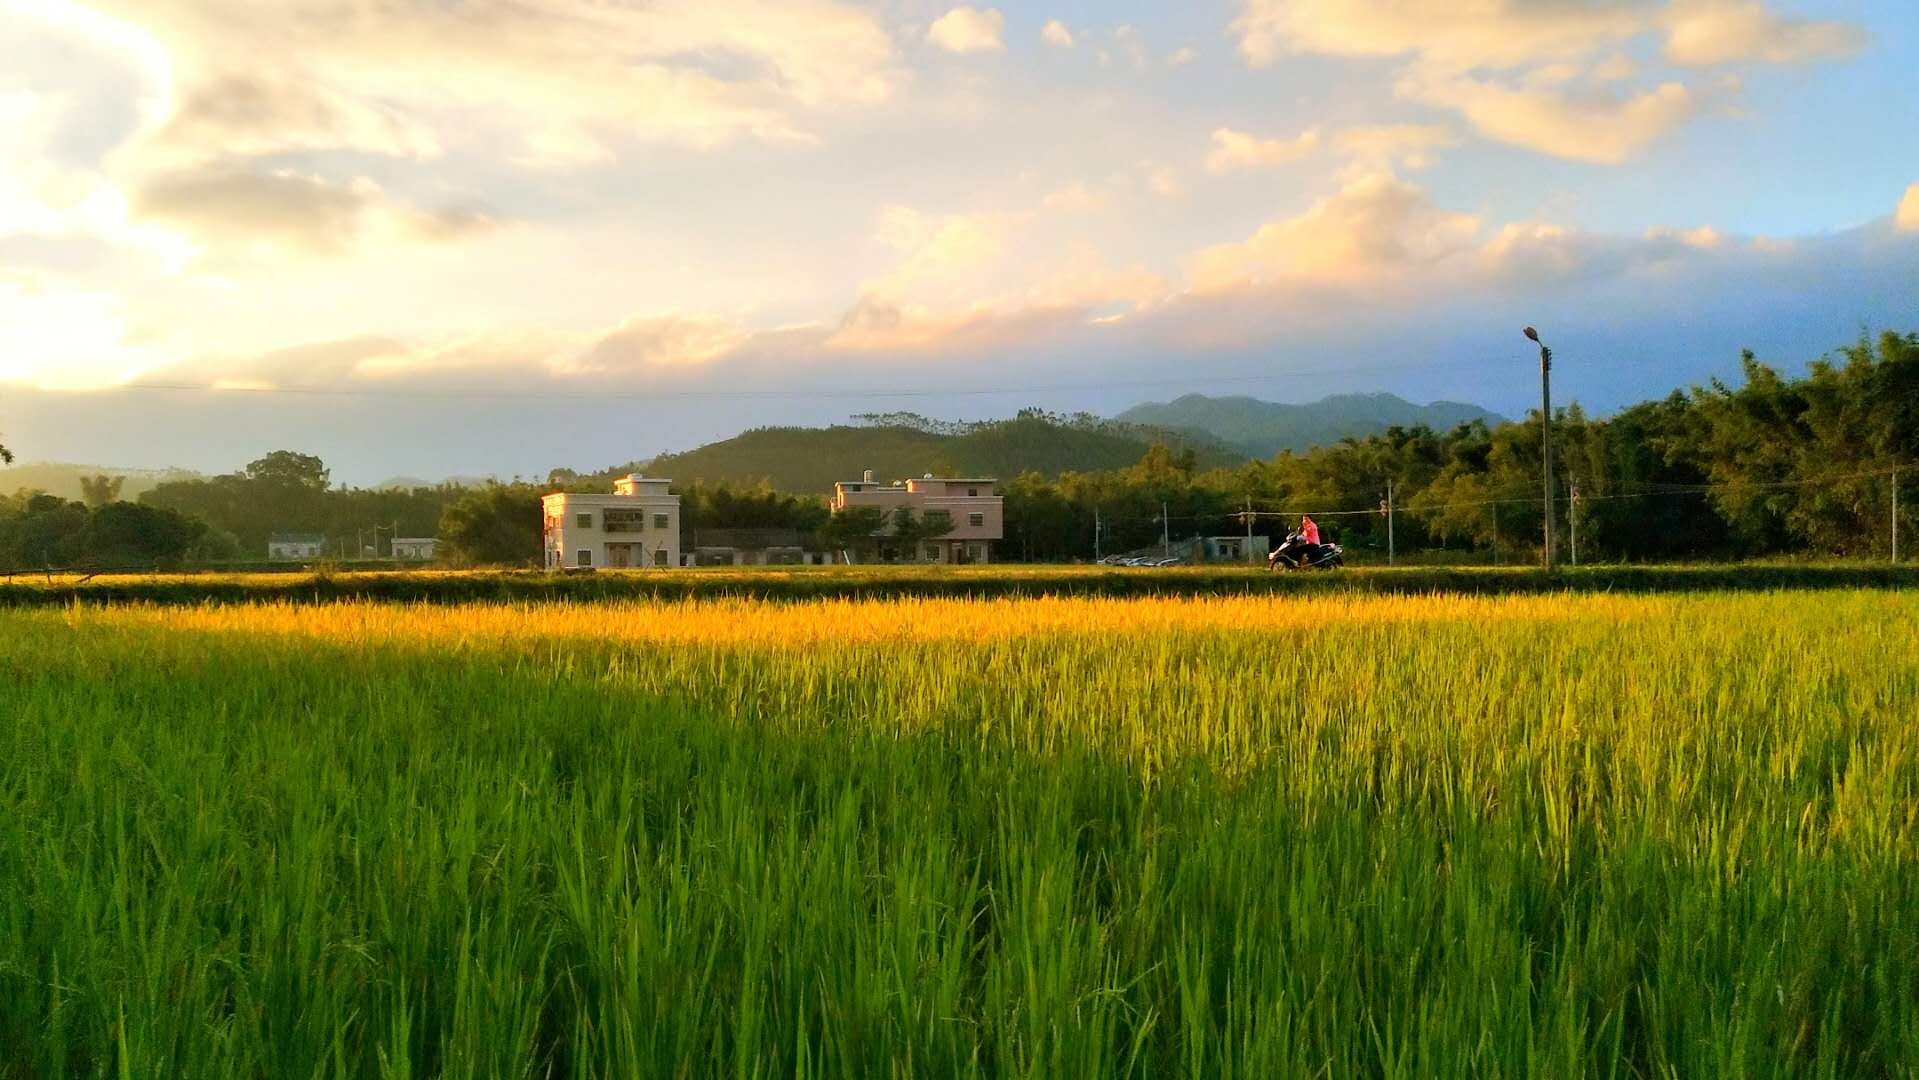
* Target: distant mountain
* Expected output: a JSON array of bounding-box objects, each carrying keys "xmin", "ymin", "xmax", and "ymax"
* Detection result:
[
  {"xmin": 1116, "ymin": 392, "xmax": 1505, "ymax": 459},
  {"xmin": 0, "ymin": 462, "xmax": 205, "ymax": 502},
  {"xmin": 643, "ymin": 413, "xmax": 1234, "ymax": 493}
]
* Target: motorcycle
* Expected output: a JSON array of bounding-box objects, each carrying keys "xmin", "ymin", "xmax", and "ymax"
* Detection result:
[{"xmin": 1267, "ymin": 530, "xmax": 1345, "ymax": 571}]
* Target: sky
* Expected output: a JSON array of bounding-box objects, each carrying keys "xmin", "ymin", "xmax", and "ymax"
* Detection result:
[{"xmin": 2, "ymin": 0, "xmax": 1916, "ymax": 485}]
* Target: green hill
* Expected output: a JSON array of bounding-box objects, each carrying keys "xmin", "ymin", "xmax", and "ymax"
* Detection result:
[
  {"xmin": 644, "ymin": 413, "xmax": 1233, "ymax": 493},
  {"xmin": 1118, "ymin": 392, "xmax": 1504, "ymax": 458}
]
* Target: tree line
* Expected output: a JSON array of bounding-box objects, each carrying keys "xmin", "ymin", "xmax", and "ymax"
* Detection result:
[
  {"xmin": 1000, "ymin": 332, "xmax": 1916, "ymax": 563},
  {"xmin": 1, "ymin": 330, "xmax": 1911, "ymax": 569}
]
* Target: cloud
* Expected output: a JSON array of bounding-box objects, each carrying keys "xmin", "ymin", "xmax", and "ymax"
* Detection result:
[
  {"xmin": 0, "ymin": 273, "xmax": 175, "ymax": 388},
  {"xmin": 1169, "ymin": 47, "xmax": 1199, "ymax": 67},
  {"xmin": 1042, "ymin": 182, "xmax": 1108, "ymax": 213},
  {"xmin": 1332, "ymin": 125, "xmax": 1458, "ymax": 173},
  {"xmin": 928, "ymin": 6, "xmax": 1006, "ymax": 54},
  {"xmin": 1184, "ymin": 172, "xmax": 1481, "ymax": 293},
  {"xmin": 1233, "ymin": 0, "xmax": 1647, "ymax": 70},
  {"xmin": 87, "ymin": 0, "xmax": 901, "ymax": 170},
  {"xmin": 1898, "ymin": 185, "xmax": 1919, "ymax": 234},
  {"xmin": 131, "ymin": 167, "xmax": 493, "ymax": 258},
  {"xmin": 1401, "ymin": 71, "xmax": 1700, "ymax": 164},
  {"xmin": 1206, "ymin": 127, "xmax": 1323, "ymax": 174},
  {"xmin": 1041, "ymin": 19, "xmax": 1074, "ymax": 48},
  {"xmin": 1231, "ymin": 0, "xmax": 1862, "ymax": 162},
  {"xmin": 1148, "ymin": 168, "xmax": 1184, "ymax": 199},
  {"xmin": 1664, "ymin": 1, "xmax": 1865, "ymax": 66},
  {"xmin": 571, "ymin": 315, "xmax": 754, "ymax": 372}
]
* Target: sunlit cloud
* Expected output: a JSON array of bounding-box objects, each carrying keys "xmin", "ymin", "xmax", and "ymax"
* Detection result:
[
  {"xmin": 928, "ymin": 6, "xmax": 1006, "ymax": 54},
  {"xmin": 1040, "ymin": 19, "xmax": 1074, "ymax": 48},
  {"xmin": 1206, "ymin": 127, "xmax": 1323, "ymax": 174},
  {"xmin": 1897, "ymin": 184, "xmax": 1919, "ymax": 234}
]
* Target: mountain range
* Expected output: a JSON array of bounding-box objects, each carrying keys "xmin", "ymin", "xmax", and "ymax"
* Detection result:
[{"xmin": 1117, "ymin": 392, "xmax": 1505, "ymax": 459}]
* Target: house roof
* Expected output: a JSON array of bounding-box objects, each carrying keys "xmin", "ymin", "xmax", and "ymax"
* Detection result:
[{"xmin": 269, "ymin": 532, "xmax": 325, "ymax": 544}]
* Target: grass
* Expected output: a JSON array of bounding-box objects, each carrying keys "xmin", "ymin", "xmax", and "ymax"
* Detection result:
[{"xmin": 2, "ymin": 589, "xmax": 1917, "ymax": 1076}]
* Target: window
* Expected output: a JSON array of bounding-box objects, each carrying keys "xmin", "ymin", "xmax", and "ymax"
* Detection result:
[
  {"xmin": 653, "ymin": 549, "xmax": 668, "ymax": 567},
  {"xmin": 969, "ymin": 544, "xmax": 987, "ymax": 564},
  {"xmin": 653, "ymin": 513, "xmax": 670, "ymax": 530},
  {"xmin": 603, "ymin": 508, "xmax": 646, "ymax": 533},
  {"xmin": 576, "ymin": 549, "xmax": 592, "ymax": 567},
  {"xmin": 967, "ymin": 487, "xmax": 978, "ymax": 497},
  {"xmin": 575, "ymin": 512, "xmax": 593, "ymax": 529},
  {"xmin": 968, "ymin": 512, "xmax": 985, "ymax": 527}
]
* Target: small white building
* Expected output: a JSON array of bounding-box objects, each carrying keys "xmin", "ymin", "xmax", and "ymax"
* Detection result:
[
  {"xmin": 268, "ymin": 532, "xmax": 326, "ymax": 560},
  {"xmin": 542, "ymin": 474, "xmax": 680, "ymax": 569},
  {"xmin": 391, "ymin": 537, "xmax": 437, "ymax": 561}
]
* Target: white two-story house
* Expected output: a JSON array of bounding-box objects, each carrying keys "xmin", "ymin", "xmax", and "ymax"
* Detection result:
[{"xmin": 542, "ymin": 474, "xmax": 680, "ymax": 569}]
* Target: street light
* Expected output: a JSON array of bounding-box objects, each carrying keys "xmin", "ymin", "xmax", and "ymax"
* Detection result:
[{"xmin": 1523, "ymin": 326, "xmax": 1555, "ymax": 569}]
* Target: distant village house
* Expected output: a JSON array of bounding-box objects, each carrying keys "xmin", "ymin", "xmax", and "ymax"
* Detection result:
[
  {"xmin": 832, "ymin": 471, "xmax": 1003, "ymax": 564},
  {"xmin": 391, "ymin": 537, "xmax": 437, "ymax": 561},
  {"xmin": 267, "ymin": 533, "xmax": 326, "ymax": 560},
  {"xmin": 542, "ymin": 474, "xmax": 680, "ymax": 569}
]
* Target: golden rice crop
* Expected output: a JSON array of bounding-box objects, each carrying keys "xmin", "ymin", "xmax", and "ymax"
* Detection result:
[{"xmin": 2, "ymin": 588, "xmax": 1916, "ymax": 1076}]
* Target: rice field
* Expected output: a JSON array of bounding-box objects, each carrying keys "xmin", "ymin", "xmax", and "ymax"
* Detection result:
[{"xmin": 2, "ymin": 588, "xmax": 1917, "ymax": 1077}]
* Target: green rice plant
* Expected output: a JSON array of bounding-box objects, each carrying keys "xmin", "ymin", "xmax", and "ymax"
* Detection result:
[{"xmin": 0, "ymin": 590, "xmax": 1915, "ymax": 1076}]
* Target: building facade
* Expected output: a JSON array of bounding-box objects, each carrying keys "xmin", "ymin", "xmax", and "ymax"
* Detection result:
[
  {"xmin": 391, "ymin": 537, "xmax": 438, "ymax": 561},
  {"xmin": 267, "ymin": 532, "xmax": 325, "ymax": 560},
  {"xmin": 831, "ymin": 471, "xmax": 1003, "ymax": 564},
  {"xmin": 542, "ymin": 475, "xmax": 680, "ymax": 569}
]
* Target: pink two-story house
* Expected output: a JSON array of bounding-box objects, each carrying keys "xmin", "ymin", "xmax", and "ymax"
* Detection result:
[{"xmin": 832, "ymin": 471, "xmax": 1004, "ymax": 564}]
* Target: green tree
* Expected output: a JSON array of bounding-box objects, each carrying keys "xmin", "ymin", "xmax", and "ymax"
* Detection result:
[
  {"xmin": 440, "ymin": 486, "xmax": 544, "ymax": 566},
  {"xmin": 79, "ymin": 474, "xmax": 125, "ymax": 509},
  {"xmin": 818, "ymin": 505, "xmax": 887, "ymax": 560},
  {"xmin": 244, "ymin": 451, "xmax": 330, "ymax": 490}
]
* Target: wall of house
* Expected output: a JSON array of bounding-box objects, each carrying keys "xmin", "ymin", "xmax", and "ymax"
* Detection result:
[{"xmin": 543, "ymin": 493, "xmax": 680, "ymax": 569}]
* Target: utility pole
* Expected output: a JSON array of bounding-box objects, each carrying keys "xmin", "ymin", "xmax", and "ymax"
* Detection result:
[
  {"xmin": 1893, "ymin": 465, "xmax": 1900, "ymax": 564},
  {"xmin": 1524, "ymin": 326, "xmax": 1556, "ymax": 569},
  {"xmin": 1244, "ymin": 498, "xmax": 1254, "ymax": 564},
  {"xmin": 1569, "ymin": 482, "xmax": 1580, "ymax": 567},
  {"xmin": 1161, "ymin": 502, "xmax": 1170, "ymax": 559},
  {"xmin": 1492, "ymin": 501, "xmax": 1500, "ymax": 566},
  {"xmin": 1384, "ymin": 481, "xmax": 1395, "ymax": 566},
  {"xmin": 1094, "ymin": 507, "xmax": 1102, "ymax": 562}
]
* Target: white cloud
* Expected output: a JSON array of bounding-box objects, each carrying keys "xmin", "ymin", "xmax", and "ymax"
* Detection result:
[
  {"xmin": 1042, "ymin": 182, "xmax": 1107, "ymax": 213},
  {"xmin": 1112, "ymin": 24, "xmax": 1149, "ymax": 70},
  {"xmin": 570, "ymin": 314, "xmax": 753, "ymax": 372},
  {"xmin": 1402, "ymin": 70, "xmax": 1701, "ymax": 165},
  {"xmin": 131, "ymin": 167, "xmax": 493, "ymax": 259},
  {"xmin": 1041, "ymin": 19, "xmax": 1074, "ymax": 48},
  {"xmin": 1184, "ymin": 172, "xmax": 1481, "ymax": 293},
  {"xmin": 1664, "ymin": 1, "xmax": 1865, "ymax": 66},
  {"xmin": 1169, "ymin": 46, "xmax": 1199, "ymax": 66},
  {"xmin": 1333, "ymin": 124, "xmax": 1458, "ymax": 173},
  {"xmin": 0, "ymin": 274, "xmax": 176, "ymax": 387},
  {"xmin": 1148, "ymin": 167, "xmax": 1184, "ymax": 199},
  {"xmin": 1206, "ymin": 127, "xmax": 1323, "ymax": 174},
  {"xmin": 1897, "ymin": 184, "xmax": 1919, "ymax": 234},
  {"xmin": 84, "ymin": 0, "xmax": 902, "ymax": 170},
  {"xmin": 1230, "ymin": 0, "xmax": 1862, "ymax": 163},
  {"xmin": 928, "ymin": 6, "xmax": 1006, "ymax": 54}
]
